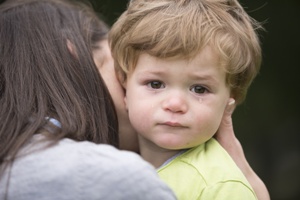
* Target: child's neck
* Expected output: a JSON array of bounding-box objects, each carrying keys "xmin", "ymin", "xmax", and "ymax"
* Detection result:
[{"xmin": 138, "ymin": 136, "xmax": 182, "ymax": 168}]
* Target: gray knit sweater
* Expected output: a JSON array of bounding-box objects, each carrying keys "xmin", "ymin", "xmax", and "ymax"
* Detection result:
[{"xmin": 0, "ymin": 136, "xmax": 176, "ymax": 200}]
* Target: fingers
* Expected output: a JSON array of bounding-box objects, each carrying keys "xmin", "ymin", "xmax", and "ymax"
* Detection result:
[
  {"xmin": 226, "ymin": 98, "xmax": 236, "ymax": 116},
  {"xmin": 215, "ymin": 99, "xmax": 271, "ymax": 200},
  {"xmin": 215, "ymin": 98, "xmax": 236, "ymax": 139}
]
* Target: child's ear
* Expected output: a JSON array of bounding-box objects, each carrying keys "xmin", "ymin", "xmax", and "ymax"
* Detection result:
[
  {"xmin": 116, "ymin": 70, "xmax": 127, "ymax": 89},
  {"xmin": 124, "ymin": 95, "xmax": 128, "ymax": 110},
  {"xmin": 121, "ymin": 78, "xmax": 127, "ymax": 111},
  {"xmin": 121, "ymin": 79, "xmax": 127, "ymax": 89}
]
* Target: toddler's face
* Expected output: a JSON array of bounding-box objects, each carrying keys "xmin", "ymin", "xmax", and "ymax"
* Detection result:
[{"xmin": 124, "ymin": 45, "xmax": 231, "ymax": 151}]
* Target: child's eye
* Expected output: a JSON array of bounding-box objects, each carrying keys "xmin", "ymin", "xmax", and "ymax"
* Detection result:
[
  {"xmin": 147, "ymin": 81, "xmax": 165, "ymax": 89},
  {"xmin": 190, "ymin": 85, "xmax": 207, "ymax": 94}
]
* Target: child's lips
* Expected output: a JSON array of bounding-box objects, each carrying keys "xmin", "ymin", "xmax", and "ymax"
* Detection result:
[{"xmin": 160, "ymin": 121, "xmax": 186, "ymax": 128}]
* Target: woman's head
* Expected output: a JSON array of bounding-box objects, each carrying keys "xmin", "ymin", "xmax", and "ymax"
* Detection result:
[
  {"xmin": 67, "ymin": 0, "xmax": 138, "ymax": 151},
  {"xmin": 92, "ymin": 39, "xmax": 139, "ymax": 152},
  {"xmin": 0, "ymin": 0, "xmax": 118, "ymax": 167}
]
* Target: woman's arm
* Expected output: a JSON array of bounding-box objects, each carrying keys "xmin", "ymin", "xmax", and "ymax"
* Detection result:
[{"xmin": 214, "ymin": 101, "xmax": 270, "ymax": 200}]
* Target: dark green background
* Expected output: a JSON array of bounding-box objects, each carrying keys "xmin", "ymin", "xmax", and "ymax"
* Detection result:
[{"xmin": 91, "ymin": 1, "xmax": 300, "ymax": 199}]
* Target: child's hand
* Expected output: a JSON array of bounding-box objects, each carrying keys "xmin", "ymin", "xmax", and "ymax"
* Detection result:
[{"xmin": 214, "ymin": 99, "xmax": 270, "ymax": 200}]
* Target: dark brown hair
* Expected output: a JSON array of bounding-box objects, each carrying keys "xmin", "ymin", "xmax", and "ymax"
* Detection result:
[{"xmin": 0, "ymin": 0, "xmax": 118, "ymax": 175}]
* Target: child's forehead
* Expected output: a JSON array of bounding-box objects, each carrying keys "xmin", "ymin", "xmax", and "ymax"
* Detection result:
[
  {"xmin": 139, "ymin": 44, "xmax": 223, "ymax": 66},
  {"xmin": 136, "ymin": 46, "xmax": 224, "ymax": 71}
]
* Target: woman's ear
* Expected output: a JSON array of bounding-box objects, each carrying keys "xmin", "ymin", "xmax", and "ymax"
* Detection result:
[{"xmin": 66, "ymin": 39, "xmax": 78, "ymax": 58}]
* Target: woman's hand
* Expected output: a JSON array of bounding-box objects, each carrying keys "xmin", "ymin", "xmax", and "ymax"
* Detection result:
[{"xmin": 214, "ymin": 99, "xmax": 270, "ymax": 200}]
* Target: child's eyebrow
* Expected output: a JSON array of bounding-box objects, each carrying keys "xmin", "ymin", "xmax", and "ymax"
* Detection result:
[
  {"xmin": 136, "ymin": 69, "xmax": 166, "ymax": 76},
  {"xmin": 188, "ymin": 73, "xmax": 221, "ymax": 85}
]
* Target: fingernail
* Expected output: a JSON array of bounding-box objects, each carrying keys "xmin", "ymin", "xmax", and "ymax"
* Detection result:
[{"xmin": 228, "ymin": 99, "xmax": 235, "ymax": 106}]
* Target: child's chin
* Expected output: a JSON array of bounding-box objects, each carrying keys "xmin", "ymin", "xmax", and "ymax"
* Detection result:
[{"xmin": 155, "ymin": 139, "xmax": 189, "ymax": 150}]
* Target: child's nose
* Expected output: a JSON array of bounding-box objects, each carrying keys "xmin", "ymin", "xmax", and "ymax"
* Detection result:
[{"xmin": 162, "ymin": 92, "xmax": 188, "ymax": 113}]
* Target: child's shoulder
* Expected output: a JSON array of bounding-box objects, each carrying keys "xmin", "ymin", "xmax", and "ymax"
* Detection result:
[
  {"xmin": 160, "ymin": 138, "xmax": 248, "ymax": 182},
  {"xmin": 158, "ymin": 138, "xmax": 256, "ymax": 199}
]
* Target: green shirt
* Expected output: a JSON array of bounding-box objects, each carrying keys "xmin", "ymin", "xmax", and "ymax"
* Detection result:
[{"xmin": 158, "ymin": 138, "xmax": 257, "ymax": 200}]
